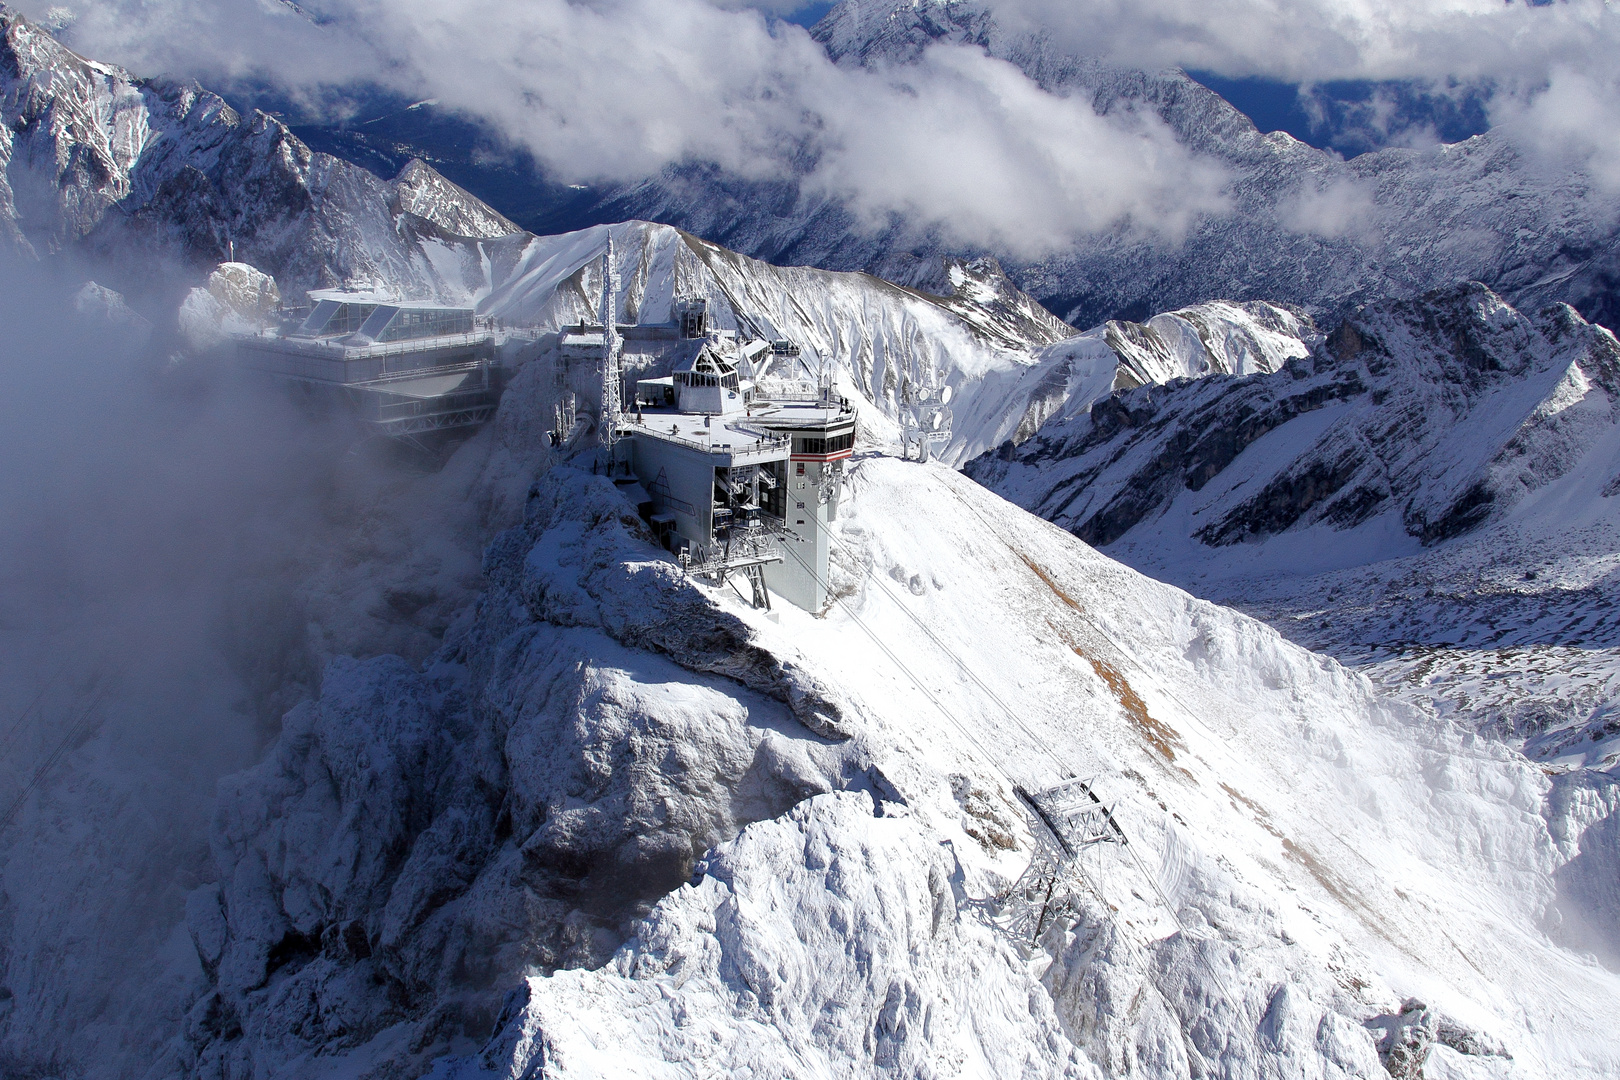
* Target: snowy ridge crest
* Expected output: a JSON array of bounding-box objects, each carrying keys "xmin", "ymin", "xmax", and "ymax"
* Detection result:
[{"xmin": 969, "ymin": 282, "xmax": 1620, "ymax": 551}]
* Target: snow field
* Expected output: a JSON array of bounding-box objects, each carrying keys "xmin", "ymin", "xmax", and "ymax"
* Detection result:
[{"xmin": 474, "ymin": 457, "xmax": 1620, "ymax": 1078}]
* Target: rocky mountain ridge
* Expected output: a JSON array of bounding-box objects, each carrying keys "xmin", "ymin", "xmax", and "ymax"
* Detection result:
[
  {"xmin": 968, "ymin": 282, "xmax": 1620, "ymax": 553},
  {"xmin": 966, "ymin": 281, "xmax": 1620, "ymax": 779},
  {"xmin": 0, "ymin": 5, "xmax": 517, "ymax": 306}
]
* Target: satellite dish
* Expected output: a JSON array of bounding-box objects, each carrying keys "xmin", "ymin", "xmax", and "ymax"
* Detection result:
[{"xmin": 939, "ymin": 385, "xmax": 954, "ymax": 405}]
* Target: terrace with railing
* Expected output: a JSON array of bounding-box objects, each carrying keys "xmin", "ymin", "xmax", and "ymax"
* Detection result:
[{"xmin": 239, "ymin": 333, "xmax": 494, "ymax": 385}]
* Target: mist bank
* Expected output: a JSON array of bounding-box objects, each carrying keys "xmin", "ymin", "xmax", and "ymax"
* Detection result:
[{"xmin": 0, "ymin": 255, "xmax": 498, "ymax": 1077}]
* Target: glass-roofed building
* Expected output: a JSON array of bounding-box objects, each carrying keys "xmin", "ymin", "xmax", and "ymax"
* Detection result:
[{"xmin": 238, "ymin": 295, "xmax": 501, "ymax": 440}]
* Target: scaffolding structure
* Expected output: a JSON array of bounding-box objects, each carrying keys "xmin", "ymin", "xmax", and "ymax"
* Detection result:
[
  {"xmin": 600, "ymin": 234, "xmax": 622, "ymax": 455},
  {"xmin": 682, "ymin": 523, "xmax": 783, "ymax": 610}
]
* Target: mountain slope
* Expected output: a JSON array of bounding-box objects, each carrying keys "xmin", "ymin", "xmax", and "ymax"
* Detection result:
[
  {"xmin": 178, "ymin": 454, "xmax": 1620, "ymax": 1080},
  {"xmin": 969, "ymin": 283, "xmax": 1620, "ymax": 557},
  {"xmin": 966, "ymin": 282, "xmax": 1620, "ymax": 778}
]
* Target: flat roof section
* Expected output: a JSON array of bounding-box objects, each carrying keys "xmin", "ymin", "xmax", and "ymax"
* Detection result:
[{"xmin": 624, "ymin": 412, "xmax": 789, "ymax": 467}]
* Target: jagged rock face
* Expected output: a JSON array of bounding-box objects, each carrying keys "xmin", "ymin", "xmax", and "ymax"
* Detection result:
[
  {"xmin": 178, "ymin": 261, "xmax": 282, "ymax": 347},
  {"xmin": 167, "ymin": 468, "xmax": 866, "ymax": 1078},
  {"xmin": 967, "ymin": 283, "xmax": 1620, "ymax": 550},
  {"xmin": 588, "ymin": 0, "xmax": 1620, "ymax": 333},
  {"xmin": 460, "ymin": 791, "xmax": 1101, "ymax": 1080},
  {"xmin": 0, "ymin": 7, "xmax": 512, "ymax": 302},
  {"xmin": 1102, "ymin": 300, "xmax": 1317, "ymax": 389}
]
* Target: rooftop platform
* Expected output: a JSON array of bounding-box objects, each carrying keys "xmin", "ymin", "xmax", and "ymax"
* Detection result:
[{"xmin": 622, "ymin": 410, "xmax": 789, "ymax": 466}]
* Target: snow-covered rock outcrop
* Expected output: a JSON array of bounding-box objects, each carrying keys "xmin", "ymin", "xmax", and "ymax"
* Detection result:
[
  {"xmin": 157, "ymin": 467, "xmax": 869, "ymax": 1079},
  {"xmin": 392, "ymin": 159, "xmax": 521, "ymax": 241},
  {"xmin": 72, "ymin": 280, "xmax": 151, "ymax": 337},
  {"xmin": 1, "ymin": 294, "xmax": 1615, "ymax": 1075},
  {"xmin": 179, "ymin": 262, "xmax": 282, "ymax": 348}
]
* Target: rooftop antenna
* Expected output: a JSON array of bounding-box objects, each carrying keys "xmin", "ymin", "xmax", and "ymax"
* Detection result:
[{"xmin": 599, "ymin": 231, "xmax": 622, "ymax": 455}]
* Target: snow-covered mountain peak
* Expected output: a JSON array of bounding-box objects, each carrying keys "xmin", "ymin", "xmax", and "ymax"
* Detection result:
[
  {"xmin": 392, "ymin": 158, "xmax": 520, "ymax": 240},
  {"xmin": 0, "ymin": 8, "xmax": 527, "ymax": 303},
  {"xmin": 942, "ymin": 297, "xmax": 1318, "ymax": 466},
  {"xmin": 813, "ymin": 0, "xmax": 993, "ymax": 67},
  {"xmin": 535, "ymin": 0, "xmax": 1615, "ymax": 337}
]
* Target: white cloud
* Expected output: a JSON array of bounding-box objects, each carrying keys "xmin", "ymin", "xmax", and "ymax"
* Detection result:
[
  {"xmin": 992, "ymin": 0, "xmax": 1619, "ymax": 84},
  {"xmin": 1278, "ymin": 177, "xmax": 1378, "ymax": 241},
  {"xmin": 1491, "ymin": 67, "xmax": 1620, "ymax": 193},
  {"xmin": 22, "ymin": 0, "xmax": 1233, "ymax": 257},
  {"xmin": 25, "ymin": 0, "xmax": 1620, "ymax": 252},
  {"xmin": 804, "ymin": 47, "xmax": 1230, "ymax": 251},
  {"xmin": 986, "ymin": 0, "xmax": 1620, "ymax": 195}
]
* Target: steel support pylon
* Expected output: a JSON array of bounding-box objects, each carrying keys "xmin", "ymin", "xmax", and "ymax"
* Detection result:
[{"xmin": 998, "ymin": 779, "xmax": 1127, "ymax": 947}]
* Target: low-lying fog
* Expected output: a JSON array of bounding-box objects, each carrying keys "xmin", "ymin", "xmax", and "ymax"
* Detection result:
[{"xmin": 0, "ymin": 254, "xmax": 497, "ymax": 1077}]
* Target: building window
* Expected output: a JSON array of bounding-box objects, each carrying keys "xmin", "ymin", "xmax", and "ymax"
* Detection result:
[
  {"xmin": 378, "ymin": 308, "xmax": 475, "ymax": 342},
  {"xmin": 792, "ymin": 432, "xmax": 854, "ymax": 456}
]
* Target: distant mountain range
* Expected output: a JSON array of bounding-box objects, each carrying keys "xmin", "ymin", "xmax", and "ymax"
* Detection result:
[{"xmin": 258, "ymin": 0, "xmax": 1620, "ymax": 337}]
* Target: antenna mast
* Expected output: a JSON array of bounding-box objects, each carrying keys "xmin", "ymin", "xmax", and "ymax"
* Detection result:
[{"xmin": 599, "ymin": 232, "xmax": 622, "ymax": 453}]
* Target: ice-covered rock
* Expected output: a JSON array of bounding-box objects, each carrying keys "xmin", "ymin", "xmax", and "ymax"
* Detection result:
[
  {"xmin": 178, "ymin": 263, "xmax": 281, "ymax": 348},
  {"xmin": 6, "ymin": 398, "xmax": 1618, "ymax": 1078}
]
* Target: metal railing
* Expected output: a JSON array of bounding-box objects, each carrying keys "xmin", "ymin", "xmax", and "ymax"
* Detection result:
[
  {"xmin": 240, "ymin": 339, "xmax": 494, "ymax": 385},
  {"xmin": 246, "ymin": 330, "xmax": 494, "ymax": 361},
  {"xmin": 352, "ymin": 385, "xmax": 498, "ymax": 423}
]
